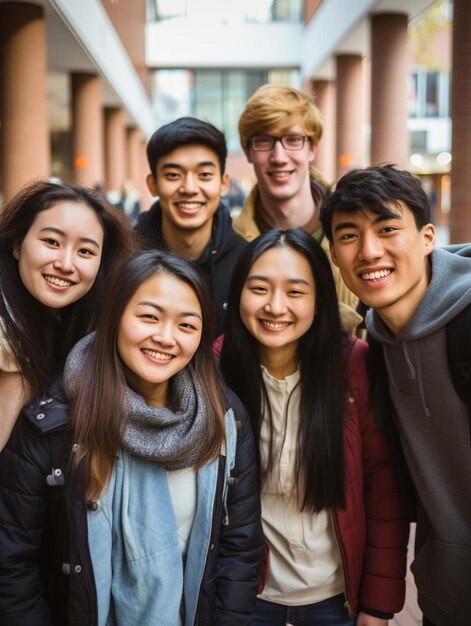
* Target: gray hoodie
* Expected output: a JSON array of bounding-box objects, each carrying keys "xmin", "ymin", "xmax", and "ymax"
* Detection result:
[{"xmin": 366, "ymin": 246, "xmax": 471, "ymax": 626}]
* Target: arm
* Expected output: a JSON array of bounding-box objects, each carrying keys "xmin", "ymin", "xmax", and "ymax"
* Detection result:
[
  {"xmin": 214, "ymin": 395, "xmax": 264, "ymax": 625},
  {"xmin": 349, "ymin": 339, "xmax": 409, "ymax": 616},
  {"xmin": 0, "ymin": 371, "xmax": 29, "ymax": 451},
  {"xmin": 0, "ymin": 414, "xmax": 56, "ymax": 625}
]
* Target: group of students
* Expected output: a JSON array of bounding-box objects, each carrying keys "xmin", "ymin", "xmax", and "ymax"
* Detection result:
[{"xmin": 0, "ymin": 83, "xmax": 468, "ymax": 626}]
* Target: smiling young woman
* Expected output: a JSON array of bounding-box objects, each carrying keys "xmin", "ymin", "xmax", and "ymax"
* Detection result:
[
  {"xmin": 220, "ymin": 228, "xmax": 409, "ymax": 626},
  {"xmin": 0, "ymin": 250, "xmax": 263, "ymax": 625},
  {"xmin": 0, "ymin": 180, "xmax": 135, "ymax": 449}
]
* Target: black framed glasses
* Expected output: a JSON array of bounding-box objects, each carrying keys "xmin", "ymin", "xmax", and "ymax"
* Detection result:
[{"xmin": 249, "ymin": 134, "xmax": 310, "ymax": 151}]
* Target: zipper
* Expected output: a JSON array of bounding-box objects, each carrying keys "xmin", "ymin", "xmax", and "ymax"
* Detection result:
[{"xmin": 331, "ymin": 509, "xmax": 355, "ymax": 619}]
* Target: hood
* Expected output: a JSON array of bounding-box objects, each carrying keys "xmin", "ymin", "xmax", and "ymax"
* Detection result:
[{"xmin": 367, "ymin": 246, "xmax": 471, "ymax": 343}]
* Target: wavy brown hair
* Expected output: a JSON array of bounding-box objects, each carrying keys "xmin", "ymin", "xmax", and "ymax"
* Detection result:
[
  {"xmin": 0, "ymin": 180, "xmax": 135, "ymax": 397},
  {"xmin": 70, "ymin": 250, "xmax": 228, "ymax": 501}
]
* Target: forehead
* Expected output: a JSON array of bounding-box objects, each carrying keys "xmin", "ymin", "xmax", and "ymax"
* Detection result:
[
  {"xmin": 332, "ymin": 203, "xmax": 416, "ymax": 229},
  {"xmin": 156, "ymin": 144, "xmax": 221, "ymax": 173},
  {"xmin": 130, "ymin": 273, "xmax": 201, "ymax": 310},
  {"xmin": 248, "ymin": 246, "xmax": 314, "ymax": 280},
  {"xmin": 29, "ymin": 201, "xmax": 103, "ymax": 235},
  {"xmin": 257, "ymin": 119, "xmax": 307, "ymax": 137}
]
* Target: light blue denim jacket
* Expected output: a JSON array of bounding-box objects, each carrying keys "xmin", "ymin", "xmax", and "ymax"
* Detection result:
[{"xmin": 88, "ymin": 409, "xmax": 237, "ymax": 626}]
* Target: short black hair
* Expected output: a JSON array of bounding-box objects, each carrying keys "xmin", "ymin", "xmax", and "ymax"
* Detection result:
[
  {"xmin": 320, "ymin": 164, "xmax": 431, "ymax": 242},
  {"xmin": 146, "ymin": 117, "xmax": 227, "ymax": 178}
]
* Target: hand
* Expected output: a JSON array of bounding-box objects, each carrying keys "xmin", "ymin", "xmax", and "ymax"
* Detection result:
[{"xmin": 355, "ymin": 612, "xmax": 388, "ymax": 626}]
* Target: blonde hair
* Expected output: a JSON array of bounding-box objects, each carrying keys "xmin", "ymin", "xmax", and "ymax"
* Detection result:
[{"xmin": 238, "ymin": 84, "xmax": 323, "ymax": 152}]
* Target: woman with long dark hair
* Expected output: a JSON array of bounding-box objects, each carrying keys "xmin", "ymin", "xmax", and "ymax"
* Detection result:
[
  {"xmin": 0, "ymin": 250, "xmax": 263, "ymax": 625},
  {"xmin": 0, "ymin": 180, "xmax": 135, "ymax": 448},
  {"xmin": 220, "ymin": 229, "xmax": 408, "ymax": 626}
]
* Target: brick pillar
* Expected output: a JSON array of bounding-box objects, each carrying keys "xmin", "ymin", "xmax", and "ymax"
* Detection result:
[
  {"xmin": 0, "ymin": 2, "xmax": 50, "ymax": 202},
  {"xmin": 450, "ymin": 0, "xmax": 471, "ymax": 243},
  {"xmin": 71, "ymin": 73, "xmax": 104, "ymax": 186},
  {"xmin": 104, "ymin": 107, "xmax": 126, "ymax": 193},
  {"xmin": 312, "ymin": 80, "xmax": 336, "ymax": 182},
  {"xmin": 370, "ymin": 13, "xmax": 409, "ymax": 169},
  {"xmin": 336, "ymin": 54, "xmax": 364, "ymax": 178}
]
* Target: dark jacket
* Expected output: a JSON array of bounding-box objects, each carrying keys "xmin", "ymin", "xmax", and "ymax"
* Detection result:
[
  {"xmin": 135, "ymin": 202, "xmax": 246, "ymax": 336},
  {"xmin": 0, "ymin": 383, "xmax": 263, "ymax": 625}
]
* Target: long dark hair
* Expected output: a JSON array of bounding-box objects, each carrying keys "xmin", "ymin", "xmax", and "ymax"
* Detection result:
[
  {"xmin": 0, "ymin": 180, "xmax": 135, "ymax": 397},
  {"xmin": 71, "ymin": 250, "xmax": 228, "ymax": 501},
  {"xmin": 220, "ymin": 228, "xmax": 346, "ymax": 512}
]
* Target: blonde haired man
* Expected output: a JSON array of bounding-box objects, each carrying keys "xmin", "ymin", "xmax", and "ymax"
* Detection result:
[{"xmin": 235, "ymin": 84, "xmax": 360, "ymax": 330}]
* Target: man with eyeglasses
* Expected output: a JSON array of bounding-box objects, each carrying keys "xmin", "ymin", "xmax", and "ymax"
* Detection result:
[{"xmin": 235, "ymin": 84, "xmax": 360, "ymax": 331}]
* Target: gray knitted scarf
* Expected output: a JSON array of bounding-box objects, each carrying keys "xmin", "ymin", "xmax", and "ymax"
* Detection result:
[{"xmin": 63, "ymin": 333, "xmax": 209, "ymax": 469}]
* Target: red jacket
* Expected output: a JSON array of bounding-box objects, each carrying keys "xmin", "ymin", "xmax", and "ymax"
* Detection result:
[{"xmin": 334, "ymin": 336, "xmax": 408, "ymax": 615}]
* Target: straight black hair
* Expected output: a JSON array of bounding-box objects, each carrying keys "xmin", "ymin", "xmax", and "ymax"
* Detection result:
[
  {"xmin": 320, "ymin": 164, "xmax": 431, "ymax": 242},
  {"xmin": 146, "ymin": 117, "xmax": 227, "ymax": 177},
  {"xmin": 220, "ymin": 228, "xmax": 347, "ymax": 512}
]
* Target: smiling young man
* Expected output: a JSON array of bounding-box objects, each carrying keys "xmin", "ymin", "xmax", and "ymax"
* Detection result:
[
  {"xmin": 235, "ymin": 84, "xmax": 360, "ymax": 332},
  {"xmin": 320, "ymin": 164, "xmax": 471, "ymax": 626},
  {"xmin": 135, "ymin": 117, "xmax": 245, "ymax": 336}
]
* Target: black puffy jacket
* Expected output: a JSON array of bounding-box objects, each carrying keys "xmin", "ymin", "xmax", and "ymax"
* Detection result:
[{"xmin": 0, "ymin": 382, "xmax": 263, "ymax": 625}]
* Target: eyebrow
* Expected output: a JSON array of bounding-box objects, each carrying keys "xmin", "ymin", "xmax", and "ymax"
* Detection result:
[
  {"xmin": 138, "ymin": 301, "xmax": 202, "ymax": 320},
  {"xmin": 333, "ymin": 212, "xmax": 402, "ymax": 232},
  {"xmin": 246, "ymin": 274, "xmax": 311, "ymax": 286},
  {"xmin": 160, "ymin": 161, "xmax": 217, "ymax": 171},
  {"xmin": 39, "ymin": 226, "xmax": 101, "ymax": 248}
]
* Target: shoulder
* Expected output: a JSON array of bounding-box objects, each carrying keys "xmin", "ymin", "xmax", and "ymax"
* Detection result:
[
  {"xmin": 0, "ymin": 322, "xmax": 19, "ymax": 372},
  {"xmin": 134, "ymin": 200, "xmax": 161, "ymax": 235},
  {"xmin": 232, "ymin": 187, "xmax": 259, "ymax": 242},
  {"xmin": 214, "ymin": 205, "xmax": 247, "ymax": 256},
  {"xmin": 344, "ymin": 335, "xmax": 369, "ymax": 390}
]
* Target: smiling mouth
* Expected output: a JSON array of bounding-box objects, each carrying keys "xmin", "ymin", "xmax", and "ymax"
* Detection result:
[
  {"xmin": 142, "ymin": 349, "xmax": 174, "ymax": 361},
  {"xmin": 260, "ymin": 320, "xmax": 291, "ymax": 330},
  {"xmin": 175, "ymin": 202, "xmax": 204, "ymax": 211},
  {"xmin": 361, "ymin": 269, "xmax": 392, "ymax": 281},
  {"xmin": 44, "ymin": 275, "xmax": 74, "ymax": 287},
  {"xmin": 268, "ymin": 171, "xmax": 293, "ymax": 179}
]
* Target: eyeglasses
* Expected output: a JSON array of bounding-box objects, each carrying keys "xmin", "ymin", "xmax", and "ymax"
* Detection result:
[{"xmin": 249, "ymin": 134, "xmax": 310, "ymax": 151}]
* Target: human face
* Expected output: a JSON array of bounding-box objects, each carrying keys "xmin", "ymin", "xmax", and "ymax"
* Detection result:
[
  {"xmin": 240, "ymin": 246, "xmax": 316, "ymax": 375},
  {"xmin": 117, "ymin": 272, "xmax": 202, "ymax": 407},
  {"xmin": 330, "ymin": 204, "xmax": 435, "ymax": 335},
  {"xmin": 15, "ymin": 201, "xmax": 104, "ymax": 309},
  {"xmin": 246, "ymin": 121, "xmax": 316, "ymax": 204},
  {"xmin": 146, "ymin": 144, "xmax": 229, "ymax": 233}
]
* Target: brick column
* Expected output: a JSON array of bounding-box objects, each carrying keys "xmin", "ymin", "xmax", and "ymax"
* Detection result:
[
  {"xmin": 450, "ymin": 0, "xmax": 471, "ymax": 243},
  {"xmin": 0, "ymin": 2, "xmax": 50, "ymax": 202},
  {"xmin": 336, "ymin": 54, "xmax": 364, "ymax": 178},
  {"xmin": 71, "ymin": 73, "xmax": 104, "ymax": 186},
  {"xmin": 312, "ymin": 80, "xmax": 336, "ymax": 182},
  {"xmin": 104, "ymin": 107, "xmax": 126, "ymax": 194},
  {"xmin": 370, "ymin": 13, "xmax": 409, "ymax": 169}
]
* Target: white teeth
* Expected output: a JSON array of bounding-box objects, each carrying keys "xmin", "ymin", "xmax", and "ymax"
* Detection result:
[
  {"xmin": 177, "ymin": 202, "xmax": 202, "ymax": 209},
  {"xmin": 262, "ymin": 321, "xmax": 289, "ymax": 329},
  {"xmin": 45, "ymin": 276, "xmax": 73, "ymax": 287},
  {"xmin": 361, "ymin": 269, "xmax": 392, "ymax": 280},
  {"xmin": 142, "ymin": 349, "xmax": 173, "ymax": 361},
  {"xmin": 269, "ymin": 172, "xmax": 290, "ymax": 178}
]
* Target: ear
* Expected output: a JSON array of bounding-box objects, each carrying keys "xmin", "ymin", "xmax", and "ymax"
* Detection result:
[
  {"xmin": 12, "ymin": 246, "xmax": 19, "ymax": 260},
  {"xmin": 221, "ymin": 173, "xmax": 230, "ymax": 196},
  {"xmin": 146, "ymin": 173, "xmax": 158, "ymax": 197},
  {"xmin": 329, "ymin": 241, "xmax": 339, "ymax": 267},
  {"xmin": 423, "ymin": 223, "xmax": 436, "ymax": 256}
]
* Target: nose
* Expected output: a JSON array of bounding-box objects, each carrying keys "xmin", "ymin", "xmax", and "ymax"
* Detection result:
[
  {"xmin": 152, "ymin": 322, "xmax": 177, "ymax": 348},
  {"xmin": 358, "ymin": 232, "xmax": 384, "ymax": 262},
  {"xmin": 53, "ymin": 247, "xmax": 74, "ymax": 273},
  {"xmin": 269, "ymin": 139, "xmax": 289, "ymax": 162},
  {"xmin": 180, "ymin": 173, "xmax": 198, "ymax": 194},
  {"xmin": 264, "ymin": 290, "xmax": 288, "ymax": 316}
]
